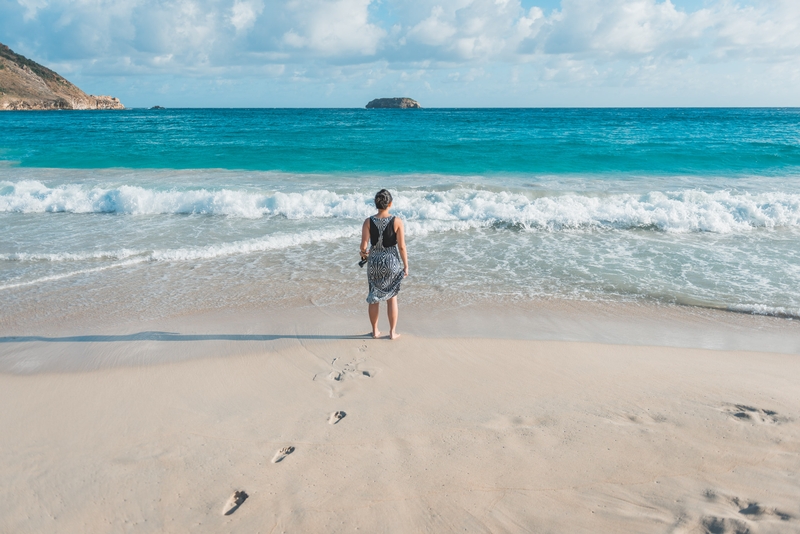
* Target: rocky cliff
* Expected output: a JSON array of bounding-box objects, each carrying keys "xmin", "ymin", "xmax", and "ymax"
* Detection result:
[
  {"xmin": 0, "ymin": 43, "xmax": 124, "ymax": 111},
  {"xmin": 366, "ymin": 97, "xmax": 421, "ymax": 109}
]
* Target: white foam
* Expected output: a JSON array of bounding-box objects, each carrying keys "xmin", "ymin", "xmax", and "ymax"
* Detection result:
[
  {"xmin": 0, "ymin": 249, "xmax": 144, "ymax": 262},
  {"xmin": 150, "ymin": 227, "xmax": 359, "ymax": 261},
  {"xmin": 727, "ymin": 303, "xmax": 800, "ymax": 319},
  {"xmin": 0, "ymin": 227, "xmax": 361, "ymax": 289},
  {"xmin": 393, "ymin": 189, "xmax": 800, "ymax": 233},
  {"xmin": 0, "ymin": 258, "xmax": 146, "ymax": 290},
  {"xmin": 0, "ymin": 229, "xmax": 358, "ymax": 291},
  {"xmin": 3, "ymin": 180, "xmax": 800, "ymax": 233},
  {"xmin": 0, "ymin": 181, "xmax": 373, "ymax": 219}
]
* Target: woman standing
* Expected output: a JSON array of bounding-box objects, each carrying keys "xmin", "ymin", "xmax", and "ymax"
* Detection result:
[{"xmin": 360, "ymin": 189, "xmax": 408, "ymax": 340}]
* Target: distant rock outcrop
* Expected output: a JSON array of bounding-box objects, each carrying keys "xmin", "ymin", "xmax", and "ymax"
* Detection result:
[
  {"xmin": 0, "ymin": 43, "xmax": 124, "ymax": 111},
  {"xmin": 366, "ymin": 97, "xmax": 421, "ymax": 109}
]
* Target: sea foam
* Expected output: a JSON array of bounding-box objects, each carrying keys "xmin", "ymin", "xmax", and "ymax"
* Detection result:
[
  {"xmin": 0, "ymin": 227, "xmax": 360, "ymax": 264},
  {"xmin": 2, "ymin": 180, "xmax": 800, "ymax": 233}
]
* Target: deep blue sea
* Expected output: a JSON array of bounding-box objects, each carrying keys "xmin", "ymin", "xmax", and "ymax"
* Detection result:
[{"xmin": 2, "ymin": 108, "xmax": 800, "ymax": 319}]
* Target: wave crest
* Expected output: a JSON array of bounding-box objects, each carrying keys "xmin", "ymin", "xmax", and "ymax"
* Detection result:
[{"xmin": 2, "ymin": 181, "xmax": 800, "ymax": 233}]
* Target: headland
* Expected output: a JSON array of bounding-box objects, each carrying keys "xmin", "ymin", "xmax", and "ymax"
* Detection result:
[{"xmin": 0, "ymin": 43, "xmax": 124, "ymax": 110}]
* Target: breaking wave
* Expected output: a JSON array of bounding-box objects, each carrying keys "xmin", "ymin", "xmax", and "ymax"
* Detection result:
[{"xmin": 2, "ymin": 180, "xmax": 800, "ymax": 233}]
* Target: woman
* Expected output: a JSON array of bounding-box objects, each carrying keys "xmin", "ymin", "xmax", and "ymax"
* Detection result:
[{"xmin": 360, "ymin": 189, "xmax": 408, "ymax": 340}]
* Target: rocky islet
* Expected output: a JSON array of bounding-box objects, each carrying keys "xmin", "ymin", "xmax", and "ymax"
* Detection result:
[{"xmin": 365, "ymin": 97, "xmax": 421, "ymax": 109}]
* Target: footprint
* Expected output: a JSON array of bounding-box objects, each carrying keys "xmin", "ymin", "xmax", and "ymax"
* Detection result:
[
  {"xmin": 327, "ymin": 360, "xmax": 375, "ymax": 382},
  {"xmin": 271, "ymin": 446, "xmax": 295, "ymax": 464},
  {"xmin": 222, "ymin": 490, "xmax": 248, "ymax": 516},
  {"xmin": 723, "ymin": 404, "xmax": 785, "ymax": 424},
  {"xmin": 700, "ymin": 516, "xmax": 750, "ymax": 534},
  {"xmin": 738, "ymin": 501, "xmax": 792, "ymax": 521},
  {"xmin": 696, "ymin": 492, "xmax": 794, "ymax": 532},
  {"xmin": 329, "ymin": 411, "xmax": 346, "ymax": 424}
]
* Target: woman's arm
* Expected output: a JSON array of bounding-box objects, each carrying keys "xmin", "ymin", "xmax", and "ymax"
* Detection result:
[
  {"xmin": 395, "ymin": 218, "xmax": 408, "ymax": 277},
  {"xmin": 360, "ymin": 218, "xmax": 371, "ymax": 260}
]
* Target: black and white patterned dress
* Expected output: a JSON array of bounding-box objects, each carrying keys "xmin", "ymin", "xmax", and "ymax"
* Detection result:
[{"xmin": 366, "ymin": 216, "xmax": 404, "ymax": 304}]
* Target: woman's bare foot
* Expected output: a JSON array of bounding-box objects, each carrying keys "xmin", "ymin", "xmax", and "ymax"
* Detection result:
[
  {"xmin": 372, "ymin": 330, "xmax": 382, "ymax": 339},
  {"xmin": 389, "ymin": 331, "xmax": 401, "ymax": 340}
]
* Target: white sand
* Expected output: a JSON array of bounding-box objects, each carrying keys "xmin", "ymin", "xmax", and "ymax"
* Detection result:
[{"xmin": 1, "ymin": 327, "xmax": 799, "ymax": 532}]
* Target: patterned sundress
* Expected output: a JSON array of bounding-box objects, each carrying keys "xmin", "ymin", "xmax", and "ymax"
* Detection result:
[{"xmin": 366, "ymin": 216, "xmax": 404, "ymax": 304}]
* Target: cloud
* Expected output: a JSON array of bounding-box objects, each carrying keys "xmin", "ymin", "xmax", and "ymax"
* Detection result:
[
  {"xmin": 535, "ymin": 0, "xmax": 703, "ymax": 57},
  {"xmin": 406, "ymin": 5, "xmax": 457, "ymax": 47},
  {"xmin": 399, "ymin": 0, "xmax": 531, "ymax": 61},
  {"xmin": 0, "ymin": 0, "xmax": 799, "ymax": 105},
  {"xmin": 280, "ymin": 0, "xmax": 386, "ymax": 56},
  {"xmin": 230, "ymin": 0, "xmax": 263, "ymax": 33},
  {"xmin": 709, "ymin": 0, "xmax": 800, "ymax": 61},
  {"xmin": 17, "ymin": 0, "xmax": 49, "ymax": 21}
]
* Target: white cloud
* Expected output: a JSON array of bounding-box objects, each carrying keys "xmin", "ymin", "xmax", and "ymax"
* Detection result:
[
  {"xmin": 1, "ymin": 0, "xmax": 799, "ymax": 105},
  {"xmin": 402, "ymin": 0, "xmax": 526, "ymax": 60},
  {"xmin": 516, "ymin": 7, "xmax": 545, "ymax": 41},
  {"xmin": 525, "ymin": 0, "xmax": 711, "ymax": 58},
  {"xmin": 709, "ymin": 0, "xmax": 800, "ymax": 61},
  {"xmin": 407, "ymin": 6, "xmax": 457, "ymax": 46},
  {"xmin": 280, "ymin": 0, "xmax": 386, "ymax": 56},
  {"xmin": 17, "ymin": 0, "xmax": 49, "ymax": 21},
  {"xmin": 230, "ymin": 0, "xmax": 263, "ymax": 33}
]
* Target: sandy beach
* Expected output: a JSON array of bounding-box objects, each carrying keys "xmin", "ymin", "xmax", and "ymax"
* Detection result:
[{"xmin": 1, "ymin": 303, "xmax": 799, "ymax": 533}]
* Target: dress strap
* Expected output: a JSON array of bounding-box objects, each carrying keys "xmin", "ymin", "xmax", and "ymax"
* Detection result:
[
  {"xmin": 371, "ymin": 216, "xmax": 388, "ymax": 247},
  {"xmin": 377, "ymin": 217, "xmax": 388, "ymax": 233},
  {"xmin": 379, "ymin": 218, "xmax": 386, "ymax": 240}
]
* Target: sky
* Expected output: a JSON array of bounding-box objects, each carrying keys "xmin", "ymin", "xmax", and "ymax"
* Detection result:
[{"xmin": 1, "ymin": 0, "xmax": 799, "ymax": 107}]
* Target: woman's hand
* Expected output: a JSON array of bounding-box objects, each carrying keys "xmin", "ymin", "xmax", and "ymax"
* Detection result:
[
  {"xmin": 396, "ymin": 218, "xmax": 409, "ymax": 279},
  {"xmin": 360, "ymin": 219, "xmax": 371, "ymax": 262}
]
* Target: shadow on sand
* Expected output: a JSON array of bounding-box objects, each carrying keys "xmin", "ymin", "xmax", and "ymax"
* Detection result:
[{"xmin": 0, "ymin": 332, "xmax": 372, "ymax": 343}]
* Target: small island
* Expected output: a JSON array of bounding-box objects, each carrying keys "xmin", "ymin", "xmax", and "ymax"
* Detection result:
[{"xmin": 366, "ymin": 97, "xmax": 421, "ymax": 109}]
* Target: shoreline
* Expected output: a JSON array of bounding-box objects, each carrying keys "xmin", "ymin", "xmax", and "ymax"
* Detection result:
[{"xmin": 2, "ymin": 297, "xmax": 800, "ymax": 375}]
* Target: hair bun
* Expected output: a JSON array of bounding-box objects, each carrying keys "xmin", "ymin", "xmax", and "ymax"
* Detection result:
[{"xmin": 374, "ymin": 189, "xmax": 393, "ymax": 210}]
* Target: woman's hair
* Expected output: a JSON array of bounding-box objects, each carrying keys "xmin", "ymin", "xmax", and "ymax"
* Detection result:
[{"xmin": 374, "ymin": 189, "xmax": 393, "ymax": 210}]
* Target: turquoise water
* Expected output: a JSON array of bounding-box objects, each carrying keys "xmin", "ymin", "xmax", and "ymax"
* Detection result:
[
  {"xmin": 2, "ymin": 108, "xmax": 800, "ymax": 319},
  {"xmin": 4, "ymin": 108, "xmax": 800, "ymax": 174}
]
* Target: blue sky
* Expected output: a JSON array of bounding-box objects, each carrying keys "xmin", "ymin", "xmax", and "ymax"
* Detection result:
[{"xmin": 1, "ymin": 0, "xmax": 798, "ymax": 107}]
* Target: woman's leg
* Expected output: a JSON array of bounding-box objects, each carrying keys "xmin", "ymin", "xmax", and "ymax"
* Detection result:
[
  {"xmin": 387, "ymin": 296, "xmax": 400, "ymax": 340},
  {"xmin": 369, "ymin": 303, "xmax": 381, "ymax": 338}
]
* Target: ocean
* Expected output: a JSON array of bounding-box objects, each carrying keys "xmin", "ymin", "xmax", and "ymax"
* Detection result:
[{"xmin": 2, "ymin": 108, "xmax": 800, "ymax": 326}]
